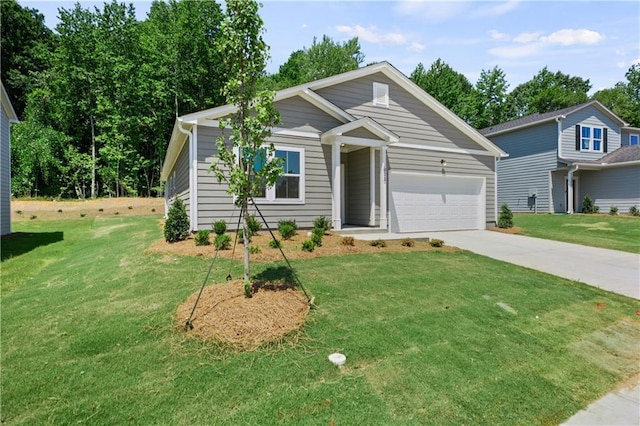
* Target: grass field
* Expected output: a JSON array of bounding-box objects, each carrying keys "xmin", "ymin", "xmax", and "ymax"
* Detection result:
[
  {"xmin": 513, "ymin": 213, "xmax": 640, "ymax": 254},
  {"xmin": 2, "ymin": 215, "xmax": 639, "ymax": 424}
]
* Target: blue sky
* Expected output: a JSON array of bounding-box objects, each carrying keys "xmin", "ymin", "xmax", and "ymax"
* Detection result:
[{"xmin": 23, "ymin": 1, "xmax": 640, "ymax": 94}]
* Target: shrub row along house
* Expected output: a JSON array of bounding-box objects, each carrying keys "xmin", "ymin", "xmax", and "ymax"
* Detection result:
[
  {"xmin": 480, "ymin": 101, "xmax": 640, "ymax": 214},
  {"xmin": 161, "ymin": 62, "xmax": 507, "ymax": 233}
]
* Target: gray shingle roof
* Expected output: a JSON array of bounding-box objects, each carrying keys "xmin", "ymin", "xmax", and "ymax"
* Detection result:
[
  {"xmin": 562, "ymin": 145, "xmax": 640, "ymax": 165},
  {"xmin": 479, "ymin": 101, "xmax": 603, "ymax": 136}
]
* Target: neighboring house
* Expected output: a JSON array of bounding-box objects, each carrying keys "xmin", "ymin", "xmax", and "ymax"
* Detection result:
[
  {"xmin": 1, "ymin": 81, "xmax": 19, "ymax": 236},
  {"xmin": 480, "ymin": 101, "xmax": 640, "ymax": 214},
  {"xmin": 161, "ymin": 62, "xmax": 506, "ymax": 233}
]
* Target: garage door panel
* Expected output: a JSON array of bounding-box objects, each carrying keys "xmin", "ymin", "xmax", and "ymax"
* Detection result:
[{"xmin": 390, "ymin": 172, "xmax": 485, "ymax": 232}]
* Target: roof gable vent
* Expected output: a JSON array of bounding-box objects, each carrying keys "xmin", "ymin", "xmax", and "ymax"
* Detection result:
[{"xmin": 373, "ymin": 82, "xmax": 389, "ymax": 108}]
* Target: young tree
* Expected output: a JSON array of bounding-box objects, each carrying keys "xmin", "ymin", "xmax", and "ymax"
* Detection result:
[
  {"xmin": 210, "ymin": 0, "xmax": 281, "ymax": 297},
  {"xmin": 468, "ymin": 66, "xmax": 509, "ymax": 129}
]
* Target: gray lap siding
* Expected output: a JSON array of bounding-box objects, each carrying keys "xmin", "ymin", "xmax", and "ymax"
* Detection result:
[{"xmin": 579, "ymin": 167, "xmax": 640, "ymax": 212}]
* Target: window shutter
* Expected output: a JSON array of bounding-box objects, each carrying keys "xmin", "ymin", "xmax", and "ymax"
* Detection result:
[
  {"xmin": 575, "ymin": 125, "xmax": 580, "ymax": 151},
  {"xmin": 603, "ymin": 128, "xmax": 608, "ymax": 153}
]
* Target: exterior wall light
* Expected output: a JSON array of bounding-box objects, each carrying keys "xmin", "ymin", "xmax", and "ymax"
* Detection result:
[{"xmin": 440, "ymin": 159, "xmax": 447, "ymax": 167}]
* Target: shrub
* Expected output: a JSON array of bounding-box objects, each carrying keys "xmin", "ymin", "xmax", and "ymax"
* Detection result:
[
  {"xmin": 630, "ymin": 205, "xmax": 640, "ymax": 217},
  {"xmin": 98, "ymin": 208, "xmax": 103, "ymax": 212},
  {"xmin": 311, "ymin": 233, "xmax": 323, "ymax": 247},
  {"xmin": 581, "ymin": 194, "xmax": 599, "ymax": 214},
  {"xmin": 278, "ymin": 218, "xmax": 298, "ymax": 231},
  {"xmin": 249, "ymin": 245, "xmax": 261, "ymax": 254},
  {"xmin": 164, "ymin": 199, "xmax": 190, "ymax": 243},
  {"xmin": 279, "ymin": 224, "xmax": 296, "ymax": 240},
  {"xmin": 247, "ymin": 214, "xmax": 261, "ymax": 234},
  {"xmin": 430, "ymin": 238, "xmax": 444, "ymax": 248},
  {"xmin": 30, "ymin": 215, "xmax": 37, "ymax": 220},
  {"xmin": 268, "ymin": 238, "xmax": 283, "ymax": 249},
  {"xmin": 341, "ymin": 236, "xmax": 355, "ymax": 246},
  {"xmin": 401, "ymin": 238, "xmax": 415, "ymax": 247},
  {"xmin": 609, "ymin": 206, "xmax": 619, "ymax": 216},
  {"xmin": 370, "ymin": 239, "xmax": 387, "ymax": 248},
  {"xmin": 312, "ymin": 216, "xmax": 331, "ymax": 232},
  {"xmin": 80, "ymin": 213, "xmax": 86, "ymax": 218},
  {"xmin": 16, "ymin": 210, "xmax": 22, "ymax": 214},
  {"xmin": 114, "ymin": 212, "xmax": 120, "ymax": 215},
  {"xmin": 57, "ymin": 209, "xmax": 62, "ymax": 213},
  {"xmin": 497, "ymin": 203, "xmax": 513, "ymax": 228},
  {"xmin": 301, "ymin": 240, "xmax": 315, "ymax": 252},
  {"xmin": 237, "ymin": 228, "xmax": 252, "ymax": 242},
  {"xmin": 213, "ymin": 220, "xmax": 227, "ymax": 235},
  {"xmin": 128, "ymin": 206, "xmax": 133, "ymax": 210},
  {"xmin": 214, "ymin": 234, "xmax": 232, "ymax": 250},
  {"xmin": 194, "ymin": 230, "xmax": 211, "ymax": 246},
  {"xmin": 151, "ymin": 208, "xmax": 156, "ymax": 213}
]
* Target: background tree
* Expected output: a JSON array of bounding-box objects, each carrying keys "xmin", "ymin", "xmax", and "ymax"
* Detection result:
[
  {"xmin": 210, "ymin": 0, "xmax": 281, "ymax": 297},
  {"xmin": 409, "ymin": 59, "xmax": 474, "ymax": 119},
  {"xmin": 465, "ymin": 66, "xmax": 509, "ymax": 128}
]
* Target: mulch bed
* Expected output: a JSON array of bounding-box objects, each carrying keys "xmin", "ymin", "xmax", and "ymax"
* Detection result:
[{"xmin": 176, "ymin": 279, "xmax": 310, "ymax": 351}]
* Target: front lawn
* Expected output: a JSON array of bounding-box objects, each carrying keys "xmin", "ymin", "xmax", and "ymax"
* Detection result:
[
  {"xmin": 2, "ymin": 216, "xmax": 639, "ymax": 424},
  {"xmin": 512, "ymin": 213, "xmax": 640, "ymax": 254}
]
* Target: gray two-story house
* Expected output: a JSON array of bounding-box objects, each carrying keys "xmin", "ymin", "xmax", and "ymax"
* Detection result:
[{"xmin": 480, "ymin": 101, "xmax": 640, "ymax": 214}]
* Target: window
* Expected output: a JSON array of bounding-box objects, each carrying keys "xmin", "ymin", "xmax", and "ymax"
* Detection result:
[
  {"xmin": 249, "ymin": 146, "xmax": 305, "ymax": 204},
  {"xmin": 373, "ymin": 82, "xmax": 389, "ymax": 108},
  {"xmin": 630, "ymin": 134, "xmax": 639, "ymax": 145},
  {"xmin": 580, "ymin": 125, "xmax": 604, "ymax": 152}
]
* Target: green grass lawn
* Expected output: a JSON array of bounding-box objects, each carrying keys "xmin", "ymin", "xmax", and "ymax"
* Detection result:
[
  {"xmin": 513, "ymin": 213, "xmax": 640, "ymax": 254},
  {"xmin": 2, "ymin": 216, "xmax": 639, "ymax": 424}
]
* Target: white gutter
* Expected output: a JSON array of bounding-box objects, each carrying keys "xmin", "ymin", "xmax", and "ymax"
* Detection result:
[
  {"xmin": 555, "ymin": 115, "xmax": 566, "ymax": 158},
  {"xmin": 567, "ymin": 164, "xmax": 579, "ymax": 214},
  {"xmin": 176, "ymin": 119, "xmax": 196, "ymax": 231}
]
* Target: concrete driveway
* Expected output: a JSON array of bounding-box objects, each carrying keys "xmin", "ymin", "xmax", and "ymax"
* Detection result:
[{"xmin": 347, "ymin": 229, "xmax": 640, "ymax": 300}]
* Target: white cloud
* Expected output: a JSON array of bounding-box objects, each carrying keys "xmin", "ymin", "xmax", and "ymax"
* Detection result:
[
  {"xmin": 301, "ymin": 23, "xmax": 308, "ymax": 29},
  {"xmin": 489, "ymin": 30, "xmax": 509, "ymax": 41},
  {"xmin": 541, "ymin": 29, "xmax": 604, "ymax": 46},
  {"xmin": 475, "ymin": 1, "xmax": 520, "ymax": 18},
  {"xmin": 633, "ymin": 58, "xmax": 640, "ymax": 65},
  {"xmin": 336, "ymin": 25, "xmax": 407, "ymax": 45},
  {"xmin": 408, "ymin": 41, "xmax": 426, "ymax": 52},
  {"xmin": 394, "ymin": 1, "xmax": 466, "ymax": 22},
  {"xmin": 513, "ymin": 32, "xmax": 541, "ymax": 44},
  {"xmin": 489, "ymin": 43, "xmax": 543, "ymax": 59}
]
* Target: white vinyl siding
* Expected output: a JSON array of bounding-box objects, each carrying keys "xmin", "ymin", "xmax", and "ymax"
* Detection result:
[{"xmin": 1, "ymin": 104, "xmax": 11, "ymax": 235}]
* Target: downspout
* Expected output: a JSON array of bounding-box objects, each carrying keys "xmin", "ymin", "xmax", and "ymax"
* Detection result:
[
  {"xmin": 555, "ymin": 115, "xmax": 566, "ymax": 159},
  {"xmin": 567, "ymin": 164, "xmax": 579, "ymax": 214},
  {"xmin": 176, "ymin": 119, "xmax": 195, "ymax": 231}
]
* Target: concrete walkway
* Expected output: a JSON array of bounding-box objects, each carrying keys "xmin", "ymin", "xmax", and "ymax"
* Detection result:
[{"xmin": 343, "ymin": 229, "xmax": 640, "ymax": 425}]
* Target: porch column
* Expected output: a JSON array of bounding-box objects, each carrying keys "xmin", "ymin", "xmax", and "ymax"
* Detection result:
[
  {"xmin": 369, "ymin": 147, "xmax": 376, "ymax": 226},
  {"xmin": 332, "ymin": 140, "xmax": 342, "ymax": 230},
  {"xmin": 379, "ymin": 145, "xmax": 388, "ymax": 229}
]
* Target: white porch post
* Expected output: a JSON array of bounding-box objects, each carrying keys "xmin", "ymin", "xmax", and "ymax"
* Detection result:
[
  {"xmin": 369, "ymin": 147, "xmax": 376, "ymax": 226},
  {"xmin": 332, "ymin": 140, "xmax": 342, "ymax": 230},
  {"xmin": 379, "ymin": 145, "xmax": 388, "ymax": 229}
]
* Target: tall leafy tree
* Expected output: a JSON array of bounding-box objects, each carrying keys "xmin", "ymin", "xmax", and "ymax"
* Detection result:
[
  {"xmin": 210, "ymin": 0, "xmax": 281, "ymax": 296},
  {"xmin": 465, "ymin": 66, "xmax": 509, "ymax": 129},
  {"xmin": 409, "ymin": 59, "xmax": 474, "ymax": 119}
]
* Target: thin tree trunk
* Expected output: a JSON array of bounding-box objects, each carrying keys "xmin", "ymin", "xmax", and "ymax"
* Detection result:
[
  {"xmin": 91, "ymin": 115, "xmax": 96, "ymax": 199},
  {"xmin": 242, "ymin": 199, "xmax": 250, "ymax": 285}
]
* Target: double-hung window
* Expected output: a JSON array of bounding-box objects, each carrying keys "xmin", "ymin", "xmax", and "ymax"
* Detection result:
[
  {"xmin": 250, "ymin": 146, "xmax": 305, "ymax": 204},
  {"xmin": 580, "ymin": 125, "xmax": 604, "ymax": 152},
  {"xmin": 630, "ymin": 134, "xmax": 639, "ymax": 146}
]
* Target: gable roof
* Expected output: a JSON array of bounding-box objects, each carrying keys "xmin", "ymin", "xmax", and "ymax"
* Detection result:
[
  {"xmin": 1, "ymin": 81, "xmax": 19, "ymax": 123},
  {"xmin": 162, "ymin": 61, "xmax": 505, "ymax": 180},
  {"xmin": 561, "ymin": 145, "xmax": 640, "ymax": 167},
  {"xmin": 479, "ymin": 100, "xmax": 627, "ymax": 137}
]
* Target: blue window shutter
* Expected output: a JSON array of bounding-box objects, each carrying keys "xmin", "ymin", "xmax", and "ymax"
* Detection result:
[
  {"xmin": 575, "ymin": 125, "xmax": 580, "ymax": 150},
  {"xmin": 603, "ymin": 128, "xmax": 608, "ymax": 152}
]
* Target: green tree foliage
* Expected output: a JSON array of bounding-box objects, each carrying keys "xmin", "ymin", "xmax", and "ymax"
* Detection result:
[
  {"xmin": 497, "ymin": 204, "xmax": 514, "ymax": 229},
  {"xmin": 466, "ymin": 66, "xmax": 510, "ymax": 128},
  {"xmin": 210, "ymin": 0, "xmax": 281, "ymax": 294},
  {"xmin": 410, "ymin": 59, "xmax": 473, "ymax": 119},
  {"xmin": 0, "ymin": 0, "xmax": 54, "ymax": 118},
  {"xmin": 268, "ymin": 35, "xmax": 364, "ymax": 89},
  {"xmin": 164, "ymin": 199, "xmax": 190, "ymax": 242},
  {"xmin": 506, "ymin": 67, "xmax": 591, "ymax": 119}
]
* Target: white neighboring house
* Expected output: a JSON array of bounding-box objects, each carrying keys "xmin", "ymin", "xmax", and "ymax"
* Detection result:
[{"xmin": 1, "ymin": 81, "xmax": 19, "ymax": 236}]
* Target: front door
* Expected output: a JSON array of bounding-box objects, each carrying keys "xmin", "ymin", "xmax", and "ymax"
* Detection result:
[{"xmin": 565, "ymin": 178, "xmax": 578, "ymax": 213}]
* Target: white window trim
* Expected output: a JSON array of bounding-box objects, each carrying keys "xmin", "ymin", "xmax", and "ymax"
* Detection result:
[
  {"xmin": 630, "ymin": 133, "xmax": 639, "ymax": 146},
  {"xmin": 580, "ymin": 125, "xmax": 604, "ymax": 153},
  {"xmin": 373, "ymin": 82, "xmax": 389, "ymax": 108},
  {"xmin": 238, "ymin": 145, "xmax": 306, "ymax": 205}
]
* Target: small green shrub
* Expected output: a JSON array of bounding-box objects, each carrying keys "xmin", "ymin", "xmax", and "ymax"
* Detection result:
[
  {"xmin": 249, "ymin": 245, "xmax": 261, "ymax": 254},
  {"xmin": 247, "ymin": 215, "xmax": 262, "ymax": 234},
  {"xmin": 213, "ymin": 220, "xmax": 227, "ymax": 235},
  {"xmin": 609, "ymin": 206, "xmax": 619, "ymax": 216},
  {"xmin": 430, "ymin": 238, "xmax": 444, "ymax": 248},
  {"xmin": 214, "ymin": 234, "xmax": 232, "ymax": 250},
  {"xmin": 341, "ymin": 236, "xmax": 355, "ymax": 246},
  {"xmin": 30, "ymin": 215, "xmax": 37, "ymax": 220},
  {"xmin": 194, "ymin": 230, "xmax": 211, "ymax": 246},
  {"xmin": 237, "ymin": 228, "xmax": 252, "ymax": 242},
  {"xmin": 268, "ymin": 238, "xmax": 283, "ymax": 249},
  {"xmin": 128, "ymin": 206, "xmax": 133, "ymax": 210},
  {"xmin": 581, "ymin": 194, "xmax": 599, "ymax": 214},
  {"xmin": 114, "ymin": 211, "xmax": 120, "ymax": 215},
  {"xmin": 80, "ymin": 213, "xmax": 86, "ymax": 218},
  {"xmin": 57, "ymin": 209, "xmax": 63, "ymax": 213},
  {"xmin": 279, "ymin": 224, "xmax": 296, "ymax": 240},
  {"xmin": 630, "ymin": 205, "xmax": 640, "ymax": 217},
  {"xmin": 497, "ymin": 203, "xmax": 513, "ymax": 228},
  {"xmin": 401, "ymin": 238, "xmax": 415, "ymax": 247},
  {"xmin": 370, "ymin": 239, "xmax": 387, "ymax": 248},
  {"xmin": 278, "ymin": 219, "xmax": 298, "ymax": 230},
  {"xmin": 312, "ymin": 216, "xmax": 331, "ymax": 232},
  {"xmin": 311, "ymin": 233, "xmax": 323, "ymax": 247},
  {"xmin": 98, "ymin": 208, "xmax": 103, "ymax": 212},
  {"xmin": 16, "ymin": 210, "xmax": 22, "ymax": 214},
  {"xmin": 301, "ymin": 240, "xmax": 315, "ymax": 252},
  {"xmin": 164, "ymin": 199, "xmax": 190, "ymax": 243},
  {"xmin": 151, "ymin": 208, "xmax": 156, "ymax": 213}
]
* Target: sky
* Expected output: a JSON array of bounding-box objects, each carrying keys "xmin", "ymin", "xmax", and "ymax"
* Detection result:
[{"xmin": 22, "ymin": 0, "xmax": 640, "ymax": 95}]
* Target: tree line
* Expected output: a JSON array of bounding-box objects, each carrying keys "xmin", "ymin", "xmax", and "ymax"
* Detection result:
[{"xmin": 2, "ymin": 0, "xmax": 639, "ymax": 199}]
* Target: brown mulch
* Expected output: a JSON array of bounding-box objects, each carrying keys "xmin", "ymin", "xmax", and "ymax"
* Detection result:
[
  {"xmin": 176, "ymin": 279, "xmax": 310, "ymax": 350},
  {"xmin": 488, "ymin": 226, "xmax": 523, "ymax": 235},
  {"xmin": 12, "ymin": 198, "xmax": 164, "ymax": 221}
]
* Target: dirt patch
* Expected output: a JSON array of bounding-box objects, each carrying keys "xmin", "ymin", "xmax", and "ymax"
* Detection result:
[
  {"xmin": 176, "ymin": 279, "xmax": 310, "ymax": 350},
  {"xmin": 488, "ymin": 226, "xmax": 523, "ymax": 235},
  {"xmin": 11, "ymin": 198, "xmax": 164, "ymax": 222},
  {"xmin": 147, "ymin": 227, "xmax": 458, "ymax": 261}
]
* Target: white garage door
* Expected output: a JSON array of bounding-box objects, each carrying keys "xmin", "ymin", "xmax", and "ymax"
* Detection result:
[{"xmin": 389, "ymin": 171, "xmax": 486, "ymax": 232}]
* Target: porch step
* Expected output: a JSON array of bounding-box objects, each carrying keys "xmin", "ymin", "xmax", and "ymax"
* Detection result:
[{"xmin": 333, "ymin": 227, "xmax": 388, "ymax": 235}]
